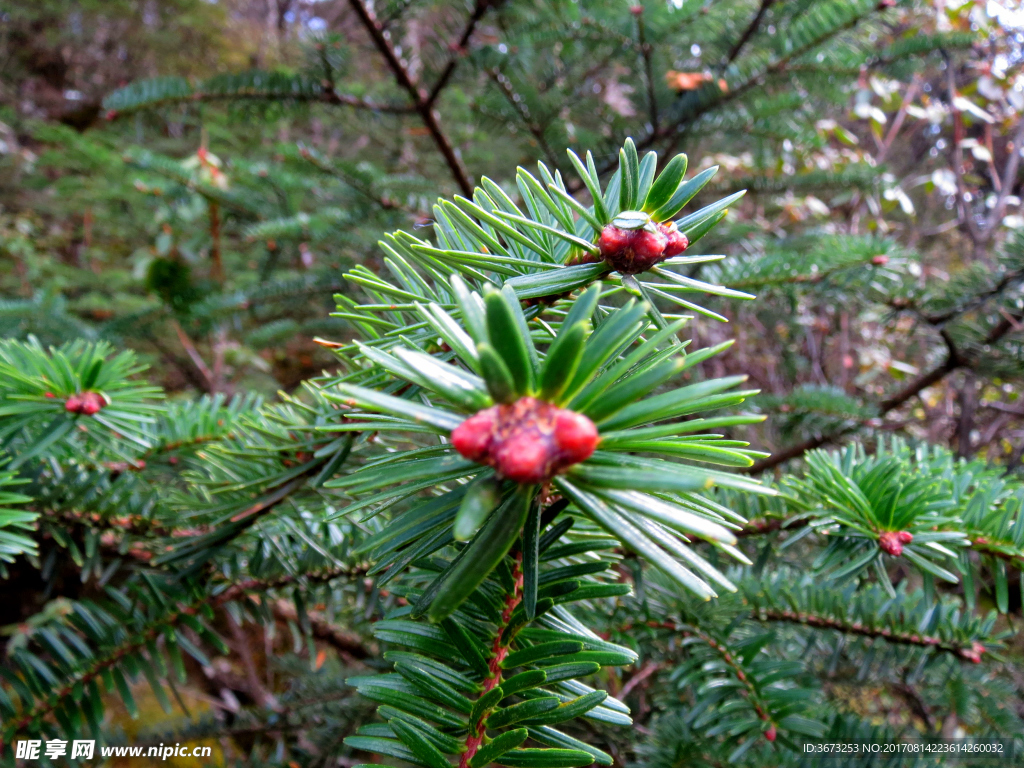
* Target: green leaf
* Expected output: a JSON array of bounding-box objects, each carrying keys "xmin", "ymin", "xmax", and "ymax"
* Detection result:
[
  {"xmin": 455, "ymin": 476, "xmax": 503, "ymax": 541},
  {"xmin": 596, "ymin": 489, "xmax": 736, "ymax": 544},
  {"xmin": 478, "ymin": 343, "xmax": 518, "ymax": 404},
  {"xmin": 469, "ymin": 685, "xmax": 505, "ymax": 727},
  {"xmin": 470, "ymin": 729, "xmax": 530, "ymax": 768},
  {"xmin": 345, "ymin": 736, "xmax": 428, "ymax": 767},
  {"xmin": 440, "ymin": 618, "xmax": 491, "ymax": 678},
  {"xmin": 395, "ymin": 661, "xmax": 474, "ymax": 714},
  {"xmin": 568, "ymin": 464, "xmax": 711, "ymax": 493},
  {"xmin": 505, "ymin": 263, "xmax": 609, "ymax": 300},
  {"xmin": 527, "ymin": 727, "xmax": 612, "ymax": 766},
  {"xmin": 557, "ymin": 478, "xmax": 716, "ymax": 599},
  {"xmin": 566, "ymin": 149, "xmax": 609, "ymax": 224},
  {"xmin": 523, "ymin": 690, "xmax": 607, "ymax": 725},
  {"xmin": 597, "ymin": 375, "xmax": 750, "ymax": 431},
  {"xmin": 674, "ymin": 190, "xmax": 745, "ymax": 233},
  {"xmin": 391, "ymin": 347, "xmax": 492, "ymax": 410},
  {"xmin": 419, "ymin": 303, "xmax": 481, "ymax": 373},
  {"xmin": 502, "ymin": 641, "xmax": 585, "ymax": 669},
  {"xmin": 391, "ymin": 719, "xmax": 455, "ymax": 768},
  {"xmin": 496, "ymin": 748, "xmax": 596, "ymax": 767},
  {"xmin": 523, "ymin": 500, "xmax": 541, "ymax": 620},
  {"xmin": 451, "ymin": 274, "xmax": 488, "ymax": 342},
  {"xmin": 618, "ymin": 139, "xmax": 639, "ymax": 212},
  {"xmin": 503, "ymin": 283, "xmax": 540, "ymax": 377},
  {"xmin": 680, "ymin": 209, "xmax": 727, "ymax": 247},
  {"xmin": 485, "ymin": 287, "xmax": 534, "ymax": 394},
  {"xmin": 653, "ymin": 166, "xmax": 718, "ymax": 221},
  {"xmin": 500, "ymin": 669, "xmax": 548, "ymax": 697},
  {"xmin": 487, "ymin": 697, "xmax": 561, "ymax": 729},
  {"xmin": 636, "ymin": 151, "xmax": 658, "ymax": 208},
  {"xmin": 329, "ymin": 384, "xmax": 463, "ymax": 432},
  {"xmin": 560, "ymin": 282, "xmax": 602, "ymax": 333},
  {"xmin": 540, "ymin": 322, "xmax": 588, "ymax": 403},
  {"xmin": 581, "ymin": 357, "xmax": 684, "ymax": 423},
  {"xmin": 643, "ymin": 154, "xmax": 688, "ymax": 214},
  {"xmin": 424, "ymin": 485, "xmax": 535, "ymax": 622}
]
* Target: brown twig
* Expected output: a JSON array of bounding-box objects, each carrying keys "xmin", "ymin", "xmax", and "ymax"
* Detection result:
[
  {"xmin": 346, "ymin": 0, "xmax": 474, "ymax": 195},
  {"xmin": 271, "ymin": 599, "xmax": 371, "ymax": 661},
  {"xmin": 723, "ymin": 0, "xmax": 775, "ymax": 69},
  {"xmin": 171, "ymin": 319, "xmax": 215, "ymax": 392},
  {"xmin": 747, "ymin": 318, "xmax": 1015, "ymax": 473},
  {"xmin": 426, "ymin": 0, "xmax": 493, "ymax": 108},
  {"xmin": 752, "ymin": 608, "xmax": 985, "ymax": 662}
]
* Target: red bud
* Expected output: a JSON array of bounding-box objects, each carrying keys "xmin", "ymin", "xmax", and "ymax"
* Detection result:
[
  {"xmin": 451, "ymin": 412, "xmax": 496, "ymax": 462},
  {"xmin": 765, "ymin": 724, "xmax": 777, "ymax": 742},
  {"xmin": 451, "ymin": 397, "xmax": 597, "ymax": 483},
  {"xmin": 78, "ymin": 392, "xmax": 105, "ymax": 416},
  {"xmin": 493, "ymin": 434, "xmax": 551, "ymax": 484},
  {"xmin": 597, "ymin": 221, "xmax": 687, "ymax": 274},
  {"xmin": 662, "ymin": 224, "xmax": 689, "ymax": 257},
  {"xmin": 554, "ymin": 411, "xmax": 598, "ymax": 463},
  {"xmin": 878, "ymin": 531, "xmax": 905, "ymax": 556},
  {"xmin": 632, "ymin": 228, "xmax": 668, "ymax": 263}
]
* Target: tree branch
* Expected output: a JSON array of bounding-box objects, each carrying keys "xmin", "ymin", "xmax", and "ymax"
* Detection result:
[
  {"xmin": 723, "ymin": 0, "xmax": 775, "ymax": 70},
  {"xmin": 985, "ymin": 116, "xmax": 1024, "ymax": 234},
  {"xmin": 271, "ymin": 599, "xmax": 372, "ymax": 661},
  {"xmin": 749, "ymin": 314, "xmax": 1022, "ymax": 473},
  {"xmin": 752, "ymin": 607, "xmax": 986, "ymax": 663},
  {"xmin": 426, "ymin": 0, "xmax": 493, "ymax": 108},
  {"xmin": 347, "ymin": 0, "xmax": 474, "ymax": 195}
]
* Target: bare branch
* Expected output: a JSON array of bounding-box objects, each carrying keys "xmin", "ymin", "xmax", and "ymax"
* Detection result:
[
  {"xmin": 347, "ymin": 0, "xmax": 474, "ymax": 195},
  {"xmin": 723, "ymin": 0, "xmax": 775, "ymax": 70},
  {"xmin": 985, "ymin": 116, "xmax": 1024, "ymax": 234},
  {"xmin": 426, "ymin": 0, "xmax": 493, "ymax": 108},
  {"xmin": 748, "ymin": 316, "xmax": 1022, "ymax": 473}
]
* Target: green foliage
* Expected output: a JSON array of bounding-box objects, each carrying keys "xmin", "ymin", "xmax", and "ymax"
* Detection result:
[{"xmin": 2, "ymin": 0, "xmax": 1023, "ymax": 764}]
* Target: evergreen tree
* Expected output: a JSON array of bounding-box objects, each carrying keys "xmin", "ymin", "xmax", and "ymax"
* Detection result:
[{"xmin": 1, "ymin": 2, "xmax": 1023, "ymax": 767}]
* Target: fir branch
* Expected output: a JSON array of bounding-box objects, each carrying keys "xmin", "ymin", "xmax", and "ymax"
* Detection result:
[
  {"xmin": 722, "ymin": 0, "xmax": 776, "ymax": 70},
  {"xmin": 1, "ymin": 565, "xmax": 372, "ymax": 743},
  {"xmin": 644, "ymin": 0, "xmax": 884, "ymax": 153},
  {"xmin": 460, "ymin": 550, "xmax": 525, "ymax": 768},
  {"xmin": 488, "ymin": 68, "xmax": 561, "ymax": 171},
  {"xmin": 0, "ymin": 601, "xmax": 203, "ymax": 744},
  {"xmin": 104, "ymin": 73, "xmax": 413, "ymax": 116},
  {"xmin": 751, "ymin": 608, "xmax": 985, "ymax": 662},
  {"xmin": 633, "ymin": 7, "xmax": 658, "ymax": 134}
]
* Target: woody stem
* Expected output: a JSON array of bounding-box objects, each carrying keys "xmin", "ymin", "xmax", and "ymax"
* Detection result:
[{"xmin": 459, "ymin": 551, "xmax": 524, "ymax": 768}]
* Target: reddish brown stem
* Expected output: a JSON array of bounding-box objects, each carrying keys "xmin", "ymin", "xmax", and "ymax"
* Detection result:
[
  {"xmin": 460, "ymin": 552, "xmax": 524, "ymax": 768},
  {"xmin": 209, "ymin": 201, "xmax": 223, "ymax": 284}
]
